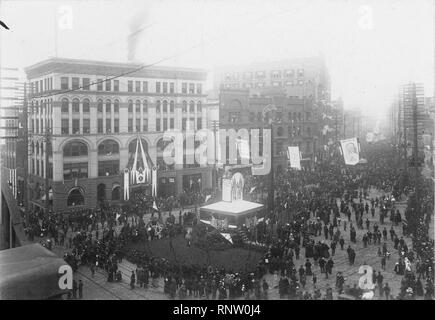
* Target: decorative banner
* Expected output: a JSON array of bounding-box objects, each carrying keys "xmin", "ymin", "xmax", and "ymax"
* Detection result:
[
  {"xmin": 151, "ymin": 166, "xmax": 158, "ymax": 197},
  {"xmin": 131, "ymin": 138, "xmax": 151, "ymax": 184},
  {"xmin": 222, "ymin": 179, "xmax": 232, "ymax": 202},
  {"xmin": 340, "ymin": 137, "xmax": 360, "ymax": 165},
  {"xmin": 152, "ymin": 200, "xmax": 159, "ymax": 211},
  {"xmin": 236, "ymin": 138, "xmax": 250, "ymax": 161},
  {"xmin": 123, "ymin": 168, "xmax": 130, "ymax": 200},
  {"xmin": 287, "ymin": 146, "xmax": 301, "ymax": 170},
  {"xmin": 231, "ymin": 172, "xmax": 244, "ymax": 201}
]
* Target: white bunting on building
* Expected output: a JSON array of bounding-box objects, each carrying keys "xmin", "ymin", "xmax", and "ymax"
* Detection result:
[
  {"xmin": 151, "ymin": 166, "xmax": 158, "ymax": 197},
  {"xmin": 123, "ymin": 168, "xmax": 130, "ymax": 200},
  {"xmin": 287, "ymin": 146, "xmax": 301, "ymax": 170}
]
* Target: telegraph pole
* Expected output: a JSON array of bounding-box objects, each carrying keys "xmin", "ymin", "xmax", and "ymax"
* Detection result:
[
  {"xmin": 23, "ymin": 83, "xmax": 29, "ymax": 222},
  {"xmin": 44, "ymin": 100, "xmax": 51, "ymax": 215},
  {"xmin": 411, "ymin": 83, "xmax": 420, "ymax": 197},
  {"xmin": 211, "ymin": 120, "xmax": 219, "ymax": 192},
  {"xmin": 263, "ymin": 104, "xmax": 277, "ymax": 216}
]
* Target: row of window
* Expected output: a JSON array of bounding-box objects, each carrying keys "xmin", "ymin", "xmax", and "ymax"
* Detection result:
[
  {"xmin": 224, "ymin": 69, "xmax": 305, "ymax": 81},
  {"xmin": 229, "ymin": 111, "xmax": 312, "ymax": 123},
  {"xmin": 30, "ymin": 159, "xmax": 52, "ymax": 178},
  {"xmin": 30, "ymin": 78, "xmax": 53, "ymax": 94},
  {"xmin": 58, "ymin": 77, "xmax": 203, "ymax": 94},
  {"xmin": 57, "ymin": 99, "xmax": 203, "ymax": 114},
  {"xmin": 223, "ymin": 79, "xmax": 306, "ymax": 89},
  {"xmin": 58, "ymin": 116, "xmax": 202, "ymax": 135}
]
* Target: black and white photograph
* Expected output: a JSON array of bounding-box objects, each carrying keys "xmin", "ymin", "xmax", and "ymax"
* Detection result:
[{"xmin": 0, "ymin": 0, "xmax": 434, "ymax": 306}]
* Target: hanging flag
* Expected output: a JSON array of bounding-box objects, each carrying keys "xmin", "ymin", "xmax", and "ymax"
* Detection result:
[
  {"xmin": 151, "ymin": 166, "xmax": 158, "ymax": 197},
  {"xmin": 205, "ymin": 194, "xmax": 212, "ymax": 202},
  {"xmin": 287, "ymin": 146, "xmax": 301, "ymax": 170},
  {"xmin": 340, "ymin": 137, "xmax": 360, "ymax": 165},
  {"xmin": 236, "ymin": 138, "xmax": 250, "ymax": 162},
  {"xmin": 123, "ymin": 168, "xmax": 130, "ymax": 200},
  {"xmin": 249, "ymin": 186, "xmax": 256, "ymax": 193}
]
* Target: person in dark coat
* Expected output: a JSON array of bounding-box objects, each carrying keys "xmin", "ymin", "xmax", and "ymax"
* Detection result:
[
  {"xmin": 78, "ymin": 280, "xmax": 83, "ymax": 299},
  {"xmin": 72, "ymin": 279, "xmax": 77, "ymax": 299},
  {"xmin": 319, "ymin": 257, "xmax": 326, "ymax": 274},
  {"xmin": 130, "ymin": 271, "xmax": 136, "ymax": 289},
  {"xmin": 339, "ymin": 237, "xmax": 345, "ymax": 250},
  {"xmin": 305, "ymin": 259, "xmax": 312, "ymax": 276}
]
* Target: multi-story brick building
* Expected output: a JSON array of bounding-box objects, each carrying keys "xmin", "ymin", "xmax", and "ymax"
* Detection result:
[
  {"xmin": 25, "ymin": 58, "xmax": 213, "ymax": 212},
  {"xmin": 213, "ymin": 57, "xmax": 331, "ymax": 169},
  {"xmin": 218, "ymin": 89, "xmax": 319, "ymax": 172}
]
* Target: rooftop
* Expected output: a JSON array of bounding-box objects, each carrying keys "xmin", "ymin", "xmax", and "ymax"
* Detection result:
[{"xmin": 25, "ymin": 57, "xmax": 208, "ymax": 81}]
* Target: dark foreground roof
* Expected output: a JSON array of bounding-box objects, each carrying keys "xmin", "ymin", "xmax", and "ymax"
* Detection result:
[{"xmin": 0, "ymin": 243, "xmax": 70, "ymax": 300}]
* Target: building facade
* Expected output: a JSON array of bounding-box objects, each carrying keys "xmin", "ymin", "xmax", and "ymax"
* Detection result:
[
  {"xmin": 212, "ymin": 57, "xmax": 330, "ymax": 102},
  {"xmin": 218, "ymin": 89, "xmax": 320, "ymax": 172},
  {"xmin": 25, "ymin": 58, "xmax": 213, "ymax": 212},
  {"xmin": 0, "ymin": 67, "xmax": 27, "ymax": 249}
]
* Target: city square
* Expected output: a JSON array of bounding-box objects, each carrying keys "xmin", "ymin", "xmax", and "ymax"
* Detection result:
[{"xmin": 0, "ymin": 0, "xmax": 434, "ymax": 302}]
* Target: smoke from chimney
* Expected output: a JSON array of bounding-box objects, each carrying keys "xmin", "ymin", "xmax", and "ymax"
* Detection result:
[{"xmin": 127, "ymin": 9, "xmax": 149, "ymax": 63}]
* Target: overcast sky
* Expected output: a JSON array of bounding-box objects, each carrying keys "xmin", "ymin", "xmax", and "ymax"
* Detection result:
[{"xmin": 0, "ymin": 0, "xmax": 433, "ymax": 118}]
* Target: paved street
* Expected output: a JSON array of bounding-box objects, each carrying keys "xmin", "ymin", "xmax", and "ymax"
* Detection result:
[{"xmin": 51, "ymin": 187, "xmax": 415, "ymax": 300}]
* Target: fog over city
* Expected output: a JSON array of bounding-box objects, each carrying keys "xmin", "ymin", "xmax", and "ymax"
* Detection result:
[{"xmin": 1, "ymin": 0, "xmax": 433, "ymax": 118}]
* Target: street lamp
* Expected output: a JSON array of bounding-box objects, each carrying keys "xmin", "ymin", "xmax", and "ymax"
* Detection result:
[{"xmin": 262, "ymin": 104, "xmax": 277, "ymax": 217}]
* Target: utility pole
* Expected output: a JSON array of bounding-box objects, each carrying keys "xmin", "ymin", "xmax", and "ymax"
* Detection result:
[
  {"xmin": 23, "ymin": 83, "xmax": 29, "ymax": 222},
  {"xmin": 44, "ymin": 100, "xmax": 51, "ymax": 215},
  {"xmin": 411, "ymin": 83, "xmax": 420, "ymax": 197},
  {"xmin": 263, "ymin": 104, "xmax": 277, "ymax": 216},
  {"xmin": 211, "ymin": 120, "xmax": 219, "ymax": 192}
]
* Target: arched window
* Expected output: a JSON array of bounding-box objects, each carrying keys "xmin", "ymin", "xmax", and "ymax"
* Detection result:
[
  {"xmin": 98, "ymin": 139, "xmax": 119, "ymax": 155},
  {"xmin": 143, "ymin": 100, "xmax": 148, "ymax": 113},
  {"xmin": 114, "ymin": 100, "xmax": 119, "ymax": 113},
  {"xmin": 97, "ymin": 99, "xmax": 103, "ymax": 113},
  {"xmin": 189, "ymin": 101, "xmax": 195, "ymax": 112},
  {"xmin": 136, "ymin": 100, "xmax": 140, "ymax": 114},
  {"xmin": 106, "ymin": 99, "xmax": 111, "ymax": 113},
  {"xmin": 128, "ymin": 138, "xmax": 149, "ymax": 169},
  {"xmin": 197, "ymin": 101, "xmax": 202, "ymax": 112},
  {"xmin": 97, "ymin": 183, "xmax": 106, "ymax": 202},
  {"xmin": 157, "ymin": 137, "xmax": 172, "ymax": 153},
  {"xmin": 163, "ymin": 100, "xmax": 168, "ymax": 113},
  {"xmin": 156, "ymin": 100, "xmax": 161, "ymax": 113},
  {"xmin": 61, "ymin": 98, "xmax": 69, "ymax": 113},
  {"xmin": 83, "ymin": 99, "xmax": 90, "ymax": 113},
  {"xmin": 112, "ymin": 185, "xmax": 121, "ymax": 201},
  {"xmin": 182, "ymin": 101, "xmax": 187, "ymax": 112},
  {"xmin": 128, "ymin": 100, "xmax": 133, "ymax": 113},
  {"xmin": 67, "ymin": 187, "xmax": 85, "ymax": 206},
  {"xmin": 35, "ymin": 141, "xmax": 39, "ymax": 155},
  {"xmin": 72, "ymin": 98, "xmax": 80, "ymax": 113},
  {"xmin": 128, "ymin": 138, "xmax": 148, "ymax": 154},
  {"xmin": 63, "ymin": 141, "xmax": 88, "ymax": 157},
  {"xmin": 170, "ymin": 101, "xmax": 175, "ymax": 112}
]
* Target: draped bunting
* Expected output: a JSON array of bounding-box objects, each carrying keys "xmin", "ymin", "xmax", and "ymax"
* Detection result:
[
  {"xmin": 123, "ymin": 168, "xmax": 130, "ymax": 200},
  {"xmin": 152, "ymin": 166, "xmax": 157, "ymax": 197},
  {"xmin": 123, "ymin": 137, "xmax": 156, "ymax": 201}
]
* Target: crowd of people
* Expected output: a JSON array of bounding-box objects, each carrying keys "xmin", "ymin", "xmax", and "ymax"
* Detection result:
[{"xmin": 22, "ymin": 141, "xmax": 434, "ymax": 300}]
